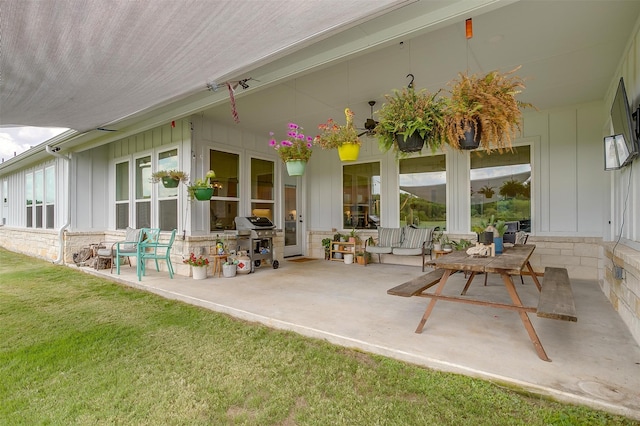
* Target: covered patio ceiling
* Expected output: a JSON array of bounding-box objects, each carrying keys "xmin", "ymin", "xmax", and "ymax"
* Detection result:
[{"xmin": 1, "ymin": 0, "xmax": 640, "ymax": 154}]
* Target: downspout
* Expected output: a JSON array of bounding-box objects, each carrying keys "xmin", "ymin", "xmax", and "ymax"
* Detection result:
[{"xmin": 46, "ymin": 146, "xmax": 71, "ymax": 264}]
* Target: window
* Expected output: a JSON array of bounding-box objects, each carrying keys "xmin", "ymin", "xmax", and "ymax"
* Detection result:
[
  {"xmin": 157, "ymin": 149, "xmax": 178, "ymax": 231},
  {"xmin": 2, "ymin": 180, "xmax": 7, "ymax": 225},
  {"xmin": 45, "ymin": 166, "xmax": 55, "ymax": 229},
  {"xmin": 343, "ymin": 162, "xmax": 380, "ymax": 229},
  {"xmin": 25, "ymin": 173, "xmax": 33, "ymax": 227},
  {"xmin": 34, "ymin": 169, "xmax": 43, "ymax": 228},
  {"xmin": 470, "ymin": 146, "xmax": 531, "ymax": 232},
  {"xmin": 210, "ymin": 150, "xmax": 239, "ymax": 231},
  {"xmin": 399, "ymin": 155, "xmax": 447, "ymax": 229},
  {"xmin": 135, "ymin": 155, "xmax": 151, "ymax": 228},
  {"xmin": 250, "ymin": 158, "xmax": 274, "ymax": 220},
  {"xmin": 115, "ymin": 161, "xmax": 129, "ymax": 229}
]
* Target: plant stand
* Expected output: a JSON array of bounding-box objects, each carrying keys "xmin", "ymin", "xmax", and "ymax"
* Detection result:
[{"xmin": 330, "ymin": 240, "xmax": 358, "ymax": 263}]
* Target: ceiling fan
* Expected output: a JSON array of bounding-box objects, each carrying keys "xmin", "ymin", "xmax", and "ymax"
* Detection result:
[{"xmin": 358, "ymin": 100, "xmax": 378, "ymax": 137}]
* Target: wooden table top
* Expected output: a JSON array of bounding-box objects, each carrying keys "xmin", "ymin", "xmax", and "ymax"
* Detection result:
[{"xmin": 430, "ymin": 244, "xmax": 535, "ymax": 275}]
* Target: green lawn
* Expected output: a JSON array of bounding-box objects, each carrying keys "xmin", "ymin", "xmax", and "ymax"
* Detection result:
[{"xmin": 0, "ymin": 248, "xmax": 635, "ymax": 425}]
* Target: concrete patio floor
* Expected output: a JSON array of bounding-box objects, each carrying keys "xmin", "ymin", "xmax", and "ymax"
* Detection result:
[{"xmin": 83, "ymin": 258, "xmax": 640, "ymax": 420}]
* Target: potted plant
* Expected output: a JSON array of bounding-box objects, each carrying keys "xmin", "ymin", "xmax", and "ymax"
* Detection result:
[
  {"xmin": 150, "ymin": 170, "xmax": 189, "ymax": 188},
  {"xmin": 321, "ymin": 238, "xmax": 332, "ymax": 260},
  {"xmin": 443, "ymin": 66, "xmax": 534, "ymax": 151},
  {"xmin": 315, "ymin": 108, "xmax": 362, "ymax": 162},
  {"xmin": 479, "ymin": 215, "xmax": 508, "ymax": 253},
  {"xmin": 183, "ymin": 253, "xmax": 209, "ymax": 279},
  {"xmin": 268, "ymin": 122, "xmax": 315, "ymax": 176},
  {"xmin": 348, "ymin": 228, "xmax": 360, "ymax": 244},
  {"xmin": 432, "ymin": 229, "xmax": 443, "ymax": 251},
  {"xmin": 186, "ymin": 170, "xmax": 217, "ymax": 201},
  {"xmin": 375, "ymin": 87, "xmax": 447, "ymax": 156},
  {"xmin": 355, "ymin": 251, "xmax": 366, "ymax": 265}
]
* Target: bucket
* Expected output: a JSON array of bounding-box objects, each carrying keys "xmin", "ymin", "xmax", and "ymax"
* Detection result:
[
  {"xmin": 344, "ymin": 254, "xmax": 354, "ymax": 264},
  {"xmin": 222, "ymin": 263, "xmax": 237, "ymax": 278}
]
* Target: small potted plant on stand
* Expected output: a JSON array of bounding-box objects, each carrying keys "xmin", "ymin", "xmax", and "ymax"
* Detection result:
[
  {"xmin": 321, "ymin": 238, "xmax": 332, "ymax": 260},
  {"xmin": 375, "ymin": 86, "xmax": 447, "ymax": 157},
  {"xmin": 443, "ymin": 66, "xmax": 534, "ymax": 151},
  {"xmin": 150, "ymin": 170, "xmax": 189, "ymax": 188},
  {"xmin": 183, "ymin": 253, "xmax": 209, "ymax": 280},
  {"xmin": 187, "ymin": 170, "xmax": 217, "ymax": 201},
  {"xmin": 315, "ymin": 108, "xmax": 362, "ymax": 162},
  {"xmin": 268, "ymin": 122, "xmax": 315, "ymax": 176}
]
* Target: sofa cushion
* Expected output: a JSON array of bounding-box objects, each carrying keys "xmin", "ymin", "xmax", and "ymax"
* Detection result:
[
  {"xmin": 378, "ymin": 227, "xmax": 402, "ymax": 248},
  {"xmin": 400, "ymin": 227, "xmax": 431, "ymax": 249},
  {"xmin": 365, "ymin": 245, "xmax": 393, "ymax": 254},
  {"xmin": 392, "ymin": 247, "xmax": 423, "ymax": 256}
]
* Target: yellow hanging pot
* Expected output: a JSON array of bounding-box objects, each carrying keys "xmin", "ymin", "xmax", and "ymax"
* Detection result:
[{"xmin": 337, "ymin": 143, "xmax": 360, "ymax": 162}]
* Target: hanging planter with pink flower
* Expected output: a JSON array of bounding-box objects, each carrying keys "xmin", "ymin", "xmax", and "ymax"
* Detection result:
[{"xmin": 269, "ymin": 122, "xmax": 315, "ymax": 176}]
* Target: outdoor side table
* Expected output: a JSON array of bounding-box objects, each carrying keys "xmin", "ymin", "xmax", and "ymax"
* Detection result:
[{"xmin": 212, "ymin": 254, "xmax": 228, "ymax": 278}]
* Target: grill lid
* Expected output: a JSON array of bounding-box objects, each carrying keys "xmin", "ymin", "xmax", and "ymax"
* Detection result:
[{"xmin": 235, "ymin": 216, "xmax": 275, "ymax": 230}]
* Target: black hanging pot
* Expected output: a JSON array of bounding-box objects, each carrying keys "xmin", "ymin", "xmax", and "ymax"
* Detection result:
[
  {"xmin": 395, "ymin": 133, "xmax": 426, "ymax": 153},
  {"xmin": 459, "ymin": 120, "xmax": 482, "ymax": 150}
]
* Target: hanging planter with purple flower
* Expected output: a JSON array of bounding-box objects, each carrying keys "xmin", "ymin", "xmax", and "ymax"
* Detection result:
[{"xmin": 269, "ymin": 122, "xmax": 315, "ymax": 176}]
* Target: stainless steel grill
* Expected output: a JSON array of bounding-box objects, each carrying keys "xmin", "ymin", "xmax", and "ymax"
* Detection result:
[{"xmin": 234, "ymin": 216, "xmax": 279, "ymax": 272}]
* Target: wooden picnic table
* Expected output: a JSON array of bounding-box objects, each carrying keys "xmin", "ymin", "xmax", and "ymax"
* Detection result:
[{"xmin": 414, "ymin": 244, "xmax": 553, "ymax": 361}]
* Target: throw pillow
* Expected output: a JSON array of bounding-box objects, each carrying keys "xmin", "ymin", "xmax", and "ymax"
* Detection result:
[
  {"xmin": 121, "ymin": 227, "xmax": 140, "ymax": 252},
  {"xmin": 400, "ymin": 227, "xmax": 431, "ymax": 249},
  {"xmin": 378, "ymin": 227, "xmax": 402, "ymax": 247}
]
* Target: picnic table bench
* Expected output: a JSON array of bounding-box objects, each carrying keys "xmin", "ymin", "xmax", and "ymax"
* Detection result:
[
  {"xmin": 387, "ymin": 246, "xmax": 577, "ymax": 362},
  {"xmin": 387, "ymin": 269, "xmax": 446, "ymax": 297},
  {"xmin": 537, "ymin": 267, "xmax": 577, "ymax": 322}
]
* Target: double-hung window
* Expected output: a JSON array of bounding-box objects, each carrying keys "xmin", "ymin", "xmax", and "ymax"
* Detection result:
[
  {"xmin": 343, "ymin": 162, "xmax": 380, "ymax": 229},
  {"xmin": 157, "ymin": 149, "xmax": 179, "ymax": 231},
  {"xmin": 399, "ymin": 154, "xmax": 446, "ymax": 229},
  {"xmin": 135, "ymin": 155, "xmax": 152, "ymax": 228},
  {"xmin": 250, "ymin": 158, "xmax": 274, "ymax": 221},
  {"xmin": 210, "ymin": 149, "xmax": 239, "ymax": 230}
]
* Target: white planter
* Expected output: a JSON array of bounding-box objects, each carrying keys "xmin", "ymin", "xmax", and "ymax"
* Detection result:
[
  {"xmin": 344, "ymin": 254, "xmax": 354, "ymax": 264},
  {"xmin": 192, "ymin": 265, "xmax": 208, "ymax": 280}
]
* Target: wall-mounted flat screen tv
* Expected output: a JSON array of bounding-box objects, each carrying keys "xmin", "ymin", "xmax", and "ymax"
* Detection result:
[{"xmin": 610, "ymin": 77, "xmax": 638, "ymax": 167}]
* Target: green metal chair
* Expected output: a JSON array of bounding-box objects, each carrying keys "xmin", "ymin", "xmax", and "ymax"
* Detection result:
[
  {"xmin": 113, "ymin": 227, "xmax": 147, "ymax": 275},
  {"xmin": 138, "ymin": 229, "xmax": 176, "ymax": 281}
]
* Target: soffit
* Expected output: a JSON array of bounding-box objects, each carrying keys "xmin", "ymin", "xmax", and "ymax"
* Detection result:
[{"xmin": 0, "ymin": 0, "xmax": 410, "ymax": 131}]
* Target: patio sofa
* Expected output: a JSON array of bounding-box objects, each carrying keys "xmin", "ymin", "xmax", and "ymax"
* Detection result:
[{"xmin": 365, "ymin": 225, "xmax": 435, "ymax": 272}]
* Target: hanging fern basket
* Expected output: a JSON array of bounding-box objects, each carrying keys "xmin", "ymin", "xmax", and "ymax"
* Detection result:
[
  {"xmin": 395, "ymin": 133, "xmax": 426, "ymax": 153},
  {"xmin": 458, "ymin": 120, "xmax": 482, "ymax": 150}
]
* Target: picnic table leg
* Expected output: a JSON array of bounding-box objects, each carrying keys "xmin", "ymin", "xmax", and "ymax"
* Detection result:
[
  {"xmin": 415, "ymin": 269, "xmax": 452, "ymax": 333},
  {"xmin": 500, "ymin": 273, "xmax": 551, "ymax": 362},
  {"xmin": 460, "ymin": 271, "xmax": 478, "ymax": 295},
  {"xmin": 525, "ymin": 262, "xmax": 542, "ymax": 291}
]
